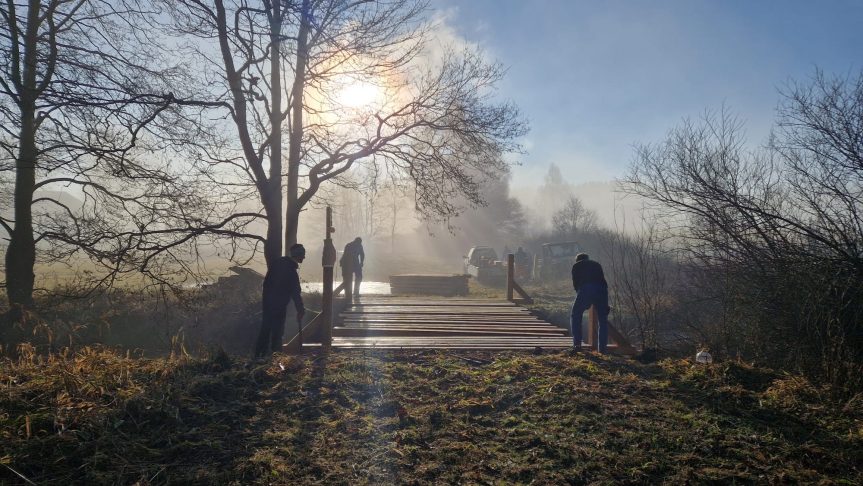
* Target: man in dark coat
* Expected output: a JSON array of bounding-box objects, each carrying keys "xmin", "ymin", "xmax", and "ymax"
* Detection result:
[
  {"xmin": 340, "ymin": 237, "xmax": 365, "ymax": 302},
  {"xmin": 570, "ymin": 253, "xmax": 610, "ymax": 353},
  {"xmin": 255, "ymin": 244, "xmax": 306, "ymax": 357}
]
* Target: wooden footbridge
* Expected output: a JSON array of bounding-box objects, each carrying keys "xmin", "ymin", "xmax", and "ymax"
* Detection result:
[
  {"xmin": 284, "ymin": 207, "xmax": 635, "ymax": 354},
  {"xmin": 289, "ymin": 293, "xmax": 633, "ymax": 353},
  {"xmin": 329, "ymin": 296, "xmax": 573, "ymax": 350}
]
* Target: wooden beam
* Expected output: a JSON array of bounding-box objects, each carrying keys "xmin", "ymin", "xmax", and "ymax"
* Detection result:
[{"xmin": 507, "ymin": 254, "xmax": 515, "ymax": 301}]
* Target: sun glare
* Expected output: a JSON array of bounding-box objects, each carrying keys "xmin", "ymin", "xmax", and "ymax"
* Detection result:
[{"xmin": 337, "ymin": 80, "xmax": 383, "ymax": 109}]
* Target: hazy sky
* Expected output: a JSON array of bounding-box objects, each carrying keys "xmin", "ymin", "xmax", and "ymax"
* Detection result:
[{"xmin": 432, "ymin": 0, "xmax": 863, "ymax": 189}]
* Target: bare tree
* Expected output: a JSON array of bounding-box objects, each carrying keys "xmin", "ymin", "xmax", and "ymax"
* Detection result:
[
  {"xmin": 624, "ymin": 71, "xmax": 863, "ymax": 394},
  {"xmin": 551, "ymin": 195, "xmax": 597, "ymax": 236},
  {"xmin": 157, "ymin": 0, "xmax": 527, "ymax": 273},
  {"xmin": 607, "ymin": 209, "xmax": 671, "ymax": 350},
  {"xmin": 0, "ymin": 0, "xmax": 205, "ymax": 307}
]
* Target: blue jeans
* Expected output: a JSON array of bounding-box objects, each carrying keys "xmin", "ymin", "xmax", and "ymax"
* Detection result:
[{"xmin": 570, "ymin": 283, "xmax": 610, "ymax": 352}]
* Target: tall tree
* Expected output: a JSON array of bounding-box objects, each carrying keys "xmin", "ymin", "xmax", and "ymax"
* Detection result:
[
  {"xmin": 0, "ymin": 0, "xmax": 186, "ymax": 307},
  {"xmin": 159, "ymin": 0, "xmax": 527, "ymax": 270}
]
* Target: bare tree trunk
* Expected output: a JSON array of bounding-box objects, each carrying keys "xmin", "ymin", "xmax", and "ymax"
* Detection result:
[
  {"xmin": 5, "ymin": 1, "xmax": 42, "ymax": 307},
  {"xmin": 267, "ymin": 0, "xmax": 284, "ymax": 260},
  {"xmin": 284, "ymin": 0, "xmax": 311, "ymax": 249},
  {"xmin": 6, "ymin": 103, "xmax": 37, "ymax": 307}
]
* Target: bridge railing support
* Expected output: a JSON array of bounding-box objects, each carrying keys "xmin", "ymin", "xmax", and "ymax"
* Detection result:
[
  {"xmin": 506, "ymin": 254, "xmax": 533, "ymax": 304},
  {"xmin": 284, "ymin": 206, "xmax": 336, "ymax": 354},
  {"xmin": 585, "ymin": 304, "xmax": 637, "ymax": 355},
  {"xmin": 321, "ymin": 206, "xmax": 336, "ymax": 347}
]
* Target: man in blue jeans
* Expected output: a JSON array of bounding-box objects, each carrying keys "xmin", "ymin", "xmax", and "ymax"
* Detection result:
[{"xmin": 570, "ymin": 253, "xmax": 610, "ymax": 353}]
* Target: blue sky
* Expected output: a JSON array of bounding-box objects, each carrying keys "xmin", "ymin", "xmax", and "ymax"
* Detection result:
[{"xmin": 432, "ymin": 0, "xmax": 863, "ymax": 188}]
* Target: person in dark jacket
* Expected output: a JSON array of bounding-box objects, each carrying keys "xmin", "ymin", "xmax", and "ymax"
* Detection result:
[
  {"xmin": 570, "ymin": 253, "xmax": 610, "ymax": 353},
  {"xmin": 255, "ymin": 244, "xmax": 306, "ymax": 357},
  {"xmin": 340, "ymin": 237, "xmax": 365, "ymax": 302}
]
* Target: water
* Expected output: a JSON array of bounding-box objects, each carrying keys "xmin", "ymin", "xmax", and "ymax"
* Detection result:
[{"xmin": 301, "ymin": 281, "xmax": 391, "ymax": 295}]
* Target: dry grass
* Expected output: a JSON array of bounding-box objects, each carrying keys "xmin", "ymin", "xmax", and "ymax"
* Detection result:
[{"xmin": 1, "ymin": 346, "xmax": 861, "ymax": 484}]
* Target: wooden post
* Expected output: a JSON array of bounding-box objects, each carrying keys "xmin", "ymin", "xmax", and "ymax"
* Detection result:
[
  {"xmin": 321, "ymin": 206, "xmax": 337, "ymax": 347},
  {"xmin": 506, "ymin": 253, "xmax": 515, "ymax": 301},
  {"xmin": 588, "ymin": 305, "xmax": 598, "ymax": 351}
]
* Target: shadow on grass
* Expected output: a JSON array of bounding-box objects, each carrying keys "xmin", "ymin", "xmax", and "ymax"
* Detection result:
[{"xmin": 2, "ymin": 348, "xmax": 860, "ymax": 484}]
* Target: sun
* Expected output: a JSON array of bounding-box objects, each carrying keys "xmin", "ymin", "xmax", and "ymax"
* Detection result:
[{"xmin": 336, "ymin": 80, "xmax": 383, "ymax": 109}]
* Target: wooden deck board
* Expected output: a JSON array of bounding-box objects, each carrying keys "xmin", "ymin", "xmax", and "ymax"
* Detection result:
[
  {"xmin": 320, "ymin": 295, "xmax": 577, "ymax": 350},
  {"xmin": 334, "ymin": 329, "xmax": 566, "ymax": 337},
  {"xmin": 348, "ymin": 299, "xmax": 514, "ymax": 306},
  {"xmin": 341, "ymin": 315, "xmax": 543, "ymax": 320},
  {"xmin": 339, "ymin": 322, "xmax": 552, "ymax": 328},
  {"xmin": 331, "ymin": 337, "xmax": 603, "ymax": 350},
  {"xmin": 340, "ymin": 309, "xmax": 533, "ymax": 316}
]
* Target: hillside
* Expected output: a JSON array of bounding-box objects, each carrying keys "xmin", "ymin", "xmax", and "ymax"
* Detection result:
[{"xmin": 1, "ymin": 348, "xmax": 860, "ymax": 484}]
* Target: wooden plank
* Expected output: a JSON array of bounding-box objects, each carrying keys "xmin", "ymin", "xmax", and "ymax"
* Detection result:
[
  {"xmin": 333, "ymin": 328, "xmax": 565, "ymax": 337},
  {"xmin": 343, "ymin": 312, "xmax": 534, "ymax": 317},
  {"xmin": 351, "ymin": 304, "xmax": 515, "ymax": 308},
  {"xmin": 342, "ymin": 314, "xmax": 541, "ymax": 320},
  {"xmin": 332, "ymin": 338, "xmax": 576, "ymax": 346},
  {"xmin": 330, "ymin": 338, "xmax": 622, "ymax": 350},
  {"xmin": 341, "ymin": 308, "xmax": 533, "ymax": 315},
  {"xmin": 348, "ymin": 301, "xmax": 519, "ymax": 309},
  {"xmin": 343, "ymin": 306, "xmax": 530, "ymax": 312},
  {"xmin": 331, "ymin": 340, "xmax": 590, "ymax": 350},
  {"xmin": 389, "ymin": 274, "xmax": 470, "ymax": 296},
  {"xmin": 330, "ymin": 336, "xmax": 580, "ymax": 346},
  {"xmin": 340, "ymin": 325, "xmax": 557, "ymax": 331},
  {"xmin": 341, "ymin": 319, "xmax": 539, "ymax": 325},
  {"xmin": 335, "ymin": 328, "xmax": 565, "ymax": 336},
  {"xmin": 332, "ymin": 338, "xmax": 577, "ymax": 345},
  {"xmin": 333, "ymin": 344, "xmax": 573, "ymax": 350},
  {"xmin": 340, "ymin": 321, "xmax": 552, "ymax": 327},
  {"xmin": 353, "ymin": 298, "xmax": 506, "ymax": 302}
]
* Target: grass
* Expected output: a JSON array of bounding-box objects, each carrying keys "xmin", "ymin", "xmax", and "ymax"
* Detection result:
[{"xmin": 1, "ymin": 346, "xmax": 861, "ymax": 485}]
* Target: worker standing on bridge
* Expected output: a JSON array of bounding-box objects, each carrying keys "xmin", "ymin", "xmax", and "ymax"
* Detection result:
[
  {"xmin": 570, "ymin": 253, "xmax": 610, "ymax": 353},
  {"xmin": 255, "ymin": 244, "xmax": 306, "ymax": 358},
  {"xmin": 340, "ymin": 237, "xmax": 365, "ymax": 302}
]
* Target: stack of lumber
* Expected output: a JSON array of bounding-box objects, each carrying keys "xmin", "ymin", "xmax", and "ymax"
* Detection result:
[{"xmin": 389, "ymin": 274, "xmax": 470, "ymax": 296}]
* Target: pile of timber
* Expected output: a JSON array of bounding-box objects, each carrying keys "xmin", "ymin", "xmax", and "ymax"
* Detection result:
[{"xmin": 389, "ymin": 274, "xmax": 469, "ymax": 296}]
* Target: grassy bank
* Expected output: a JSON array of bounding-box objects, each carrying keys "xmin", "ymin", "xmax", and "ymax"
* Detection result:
[{"xmin": 1, "ymin": 347, "xmax": 860, "ymax": 484}]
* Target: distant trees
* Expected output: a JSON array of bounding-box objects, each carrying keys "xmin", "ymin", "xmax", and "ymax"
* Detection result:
[
  {"xmin": 157, "ymin": 0, "xmax": 527, "ymax": 272},
  {"xmin": 551, "ymin": 195, "xmax": 597, "ymax": 237},
  {"xmin": 444, "ymin": 175, "xmax": 527, "ymax": 250},
  {"xmin": 625, "ymin": 70, "xmax": 863, "ymax": 394}
]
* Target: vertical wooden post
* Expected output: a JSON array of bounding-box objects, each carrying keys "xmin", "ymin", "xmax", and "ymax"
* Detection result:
[
  {"xmin": 321, "ymin": 206, "xmax": 336, "ymax": 347},
  {"xmin": 588, "ymin": 305, "xmax": 598, "ymax": 351},
  {"xmin": 506, "ymin": 253, "xmax": 515, "ymax": 301}
]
